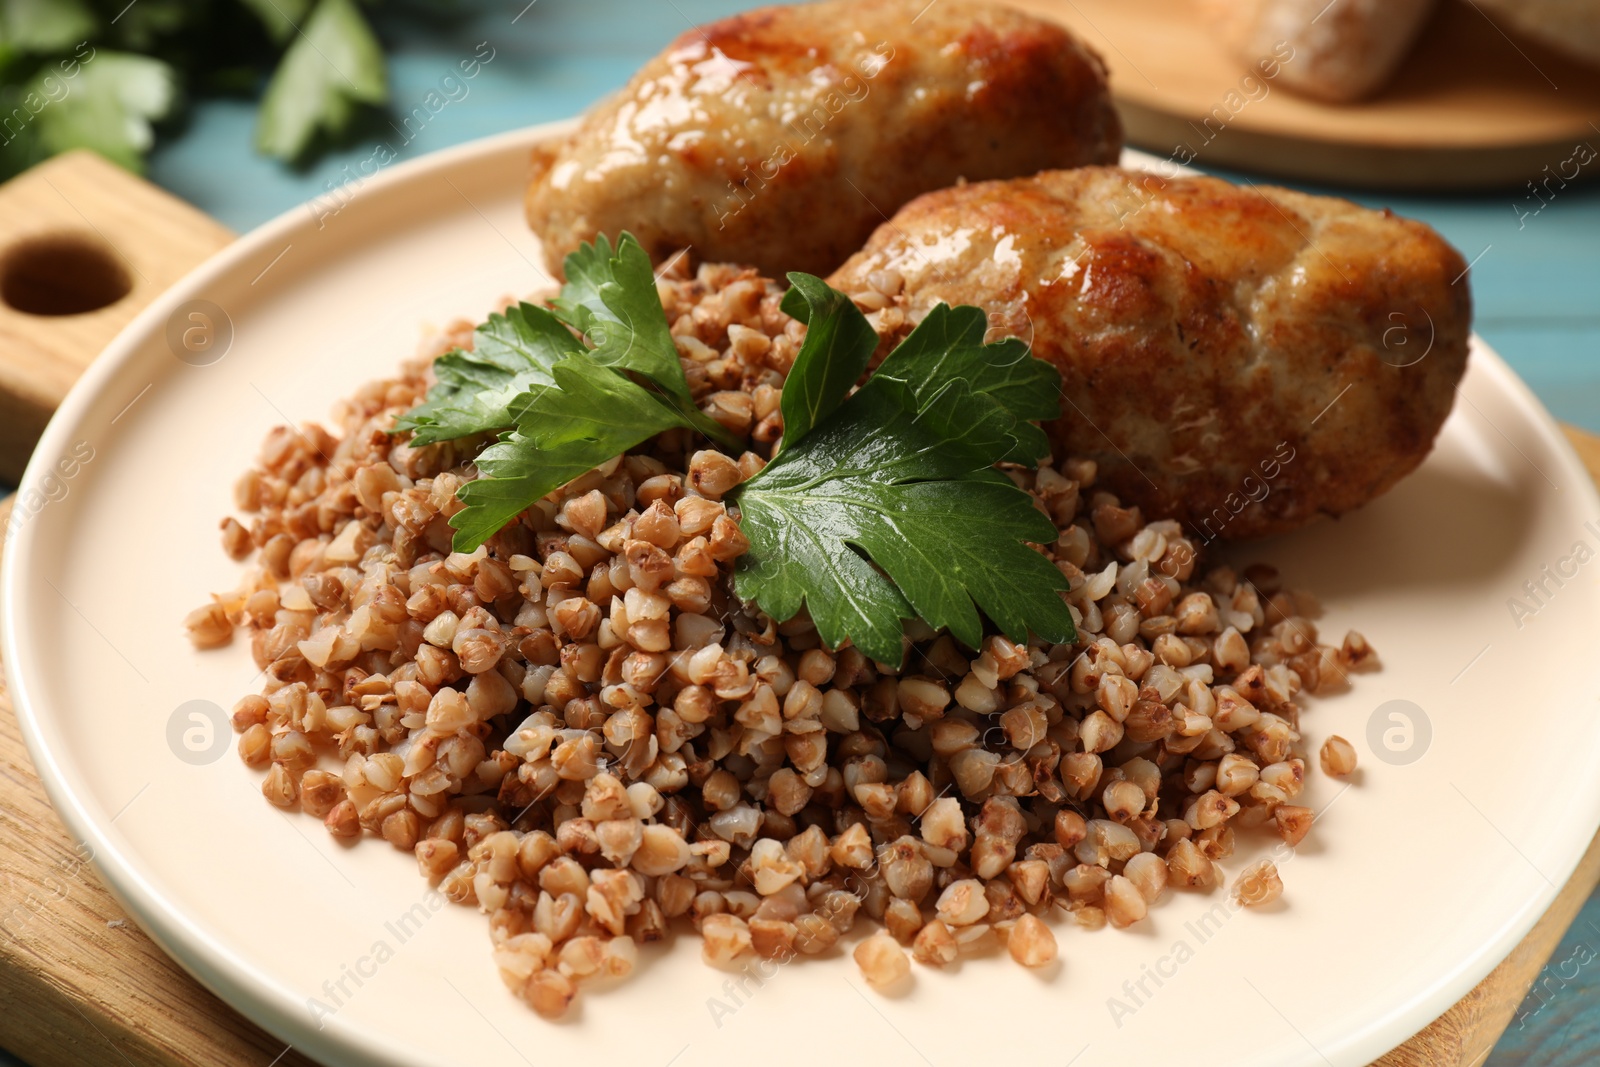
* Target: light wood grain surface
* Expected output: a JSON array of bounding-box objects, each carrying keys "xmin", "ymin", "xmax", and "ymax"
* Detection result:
[
  {"xmin": 0, "ymin": 150, "xmax": 233, "ymax": 484},
  {"xmin": 0, "ymin": 624, "xmax": 319, "ymax": 1067},
  {"xmin": 0, "ymin": 151, "xmax": 1597, "ymax": 1067},
  {"xmin": 1007, "ymin": 0, "xmax": 1600, "ymax": 189}
]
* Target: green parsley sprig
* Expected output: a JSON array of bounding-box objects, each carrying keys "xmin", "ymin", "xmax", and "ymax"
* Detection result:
[
  {"xmin": 731, "ymin": 282, "xmax": 1074, "ymax": 664},
  {"xmin": 398, "ymin": 232, "xmax": 1076, "ymax": 664},
  {"xmin": 395, "ymin": 234, "xmax": 744, "ymax": 549},
  {"xmin": 0, "ymin": 0, "xmax": 407, "ymax": 180}
]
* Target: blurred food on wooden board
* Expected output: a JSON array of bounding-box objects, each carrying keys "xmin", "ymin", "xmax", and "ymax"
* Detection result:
[
  {"xmin": 1197, "ymin": 0, "xmax": 1438, "ymax": 102},
  {"xmin": 1474, "ymin": 0, "xmax": 1600, "ymax": 70},
  {"xmin": 1196, "ymin": 0, "xmax": 1600, "ymax": 103},
  {"xmin": 1009, "ymin": 0, "xmax": 1600, "ymax": 188}
]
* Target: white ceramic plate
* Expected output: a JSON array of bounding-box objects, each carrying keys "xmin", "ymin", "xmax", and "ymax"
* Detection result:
[{"xmin": 7, "ymin": 125, "xmax": 1600, "ymax": 1067}]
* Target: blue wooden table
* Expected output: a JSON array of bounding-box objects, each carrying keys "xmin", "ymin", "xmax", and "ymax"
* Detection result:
[{"xmin": 18, "ymin": 0, "xmax": 1600, "ymax": 1062}]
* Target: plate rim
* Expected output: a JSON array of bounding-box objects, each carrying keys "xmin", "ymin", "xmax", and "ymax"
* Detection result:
[{"xmin": 6, "ymin": 125, "xmax": 1600, "ymax": 1067}]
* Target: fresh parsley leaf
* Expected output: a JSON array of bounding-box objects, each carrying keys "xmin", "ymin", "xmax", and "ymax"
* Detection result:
[
  {"xmin": 512, "ymin": 353, "xmax": 686, "ymax": 454},
  {"xmin": 550, "ymin": 233, "xmax": 689, "ymax": 395},
  {"xmin": 732, "ymin": 298, "xmax": 1074, "ymax": 665},
  {"xmin": 34, "ymin": 51, "xmax": 176, "ymax": 172},
  {"xmin": 396, "ymin": 234, "xmax": 751, "ymax": 551},
  {"xmin": 394, "ymin": 303, "xmax": 582, "ymax": 447},
  {"xmin": 255, "ymin": 0, "xmax": 386, "ymax": 162},
  {"xmin": 549, "ymin": 233, "xmax": 740, "ymax": 451},
  {"xmin": 0, "ymin": 0, "xmax": 95, "ymax": 54},
  {"xmin": 777, "ymin": 272, "xmax": 876, "ymax": 450},
  {"xmin": 872, "ymin": 303, "xmax": 1061, "ymax": 464},
  {"xmin": 451, "ymin": 353, "xmax": 686, "ymax": 550}
]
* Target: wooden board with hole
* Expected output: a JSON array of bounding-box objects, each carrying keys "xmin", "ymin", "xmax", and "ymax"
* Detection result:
[
  {"xmin": 0, "ymin": 149, "xmax": 1598, "ymax": 1067},
  {"xmin": 1005, "ymin": 0, "xmax": 1600, "ymax": 189},
  {"xmin": 0, "ymin": 150, "xmax": 234, "ymax": 484}
]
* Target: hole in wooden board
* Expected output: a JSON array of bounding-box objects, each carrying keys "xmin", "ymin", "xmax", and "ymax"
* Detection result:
[{"xmin": 0, "ymin": 232, "xmax": 133, "ymax": 316}]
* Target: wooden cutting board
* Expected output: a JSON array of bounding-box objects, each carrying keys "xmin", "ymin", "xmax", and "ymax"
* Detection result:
[
  {"xmin": 0, "ymin": 151, "xmax": 233, "ymax": 484},
  {"xmin": 0, "ymin": 150, "xmax": 1596, "ymax": 1067}
]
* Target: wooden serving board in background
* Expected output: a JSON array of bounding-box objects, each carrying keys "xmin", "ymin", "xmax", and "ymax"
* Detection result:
[
  {"xmin": 0, "ymin": 151, "xmax": 1597, "ymax": 1067},
  {"xmin": 0, "ymin": 150, "xmax": 233, "ymax": 483},
  {"xmin": 1008, "ymin": 0, "xmax": 1600, "ymax": 189}
]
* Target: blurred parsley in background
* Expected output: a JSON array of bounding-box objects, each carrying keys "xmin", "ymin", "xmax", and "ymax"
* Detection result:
[{"xmin": 0, "ymin": 0, "xmax": 434, "ymax": 180}]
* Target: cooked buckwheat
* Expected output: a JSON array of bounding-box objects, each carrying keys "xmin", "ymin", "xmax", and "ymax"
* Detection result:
[{"xmin": 195, "ymin": 257, "xmax": 1376, "ymax": 1016}]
